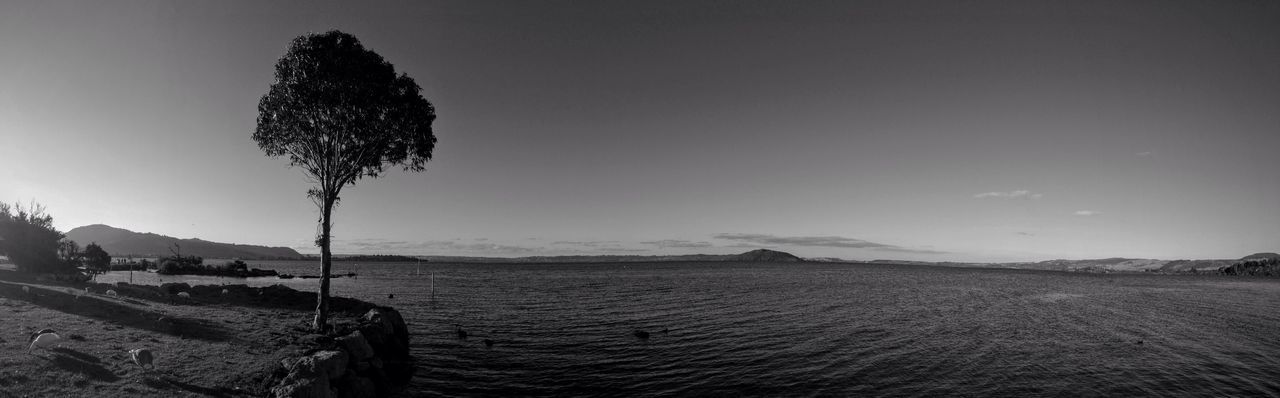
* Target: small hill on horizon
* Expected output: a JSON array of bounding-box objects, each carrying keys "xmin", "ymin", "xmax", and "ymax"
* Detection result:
[
  {"xmin": 1241, "ymin": 252, "xmax": 1280, "ymax": 260},
  {"xmin": 65, "ymin": 224, "xmax": 302, "ymax": 260},
  {"xmin": 729, "ymin": 249, "xmax": 804, "ymax": 262}
]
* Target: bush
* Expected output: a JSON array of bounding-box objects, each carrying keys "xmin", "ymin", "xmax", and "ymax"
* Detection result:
[
  {"xmin": 156, "ymin": 254, "xmax": 204, "ymax": 275},
  {"xmin": 83, "ymin": 242, "xmax": 112, "ymax": 275},
  {"xmin": 1220, "ymin": 258, "xmax": 1280, "ymax": 277},
  {"xmin": 0, "ymin": 202, "xmax": 77, "ymax": 274}
]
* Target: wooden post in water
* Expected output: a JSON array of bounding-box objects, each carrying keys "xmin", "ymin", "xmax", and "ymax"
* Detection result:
[{"xmin": 430, "ymin": 272, "xmax": 435, "ymax": 300}]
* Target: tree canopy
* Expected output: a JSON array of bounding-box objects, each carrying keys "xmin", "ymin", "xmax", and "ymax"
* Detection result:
[
  {"xmin": 253, "ymin": 30, "xmax": 436, "ymax": 199},
  {"xmin": 0, "ymin": 201, "xmax": 74, "ymax": 274},
  {"xmin": 83, "ymin": 242, "xmax": 112, "ymax": 275}
]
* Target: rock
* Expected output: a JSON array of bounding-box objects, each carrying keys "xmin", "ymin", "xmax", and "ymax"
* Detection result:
[
  {"xmin": 363, "ymin": 367, "xmax": 391, "ymax": 396},
  {"xmin": 271, "ymin": 376, "xmax": 335, "ymax": 398},
  {"xmin": 337, "ymin": 331, "xmax": 374, "ymax": 361},
  {"xmin": 379, "ymin": 308, "xmax": 410, "ymax": 345},
  {"xmin": 369, "ymin": 357, "xmax": 383, "ymax": 369},
  {"xmin": 338, "ymin": 373, "xmax": 377, "ymax": 398},
  {"xmin": 288, "ymin": 350, "xmax": 347, "ymax": 381},
  {"xmin": 361, "ymin": 309, "xmax": 395, "ymax": 336},
  {"xmin": 281, "ymin": 357, "xmax": 298, "ymax": 371},
  {"xmin": 311, "ymin": 350, "xmax": 349, "ymax": 380},
  {"xmin": 298, "ymin": 334, "xmax": 334, "ymax": 347}
]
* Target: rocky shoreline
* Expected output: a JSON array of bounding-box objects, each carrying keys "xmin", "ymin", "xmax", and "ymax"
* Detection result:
[
  {"xmin": 0, "ymin": 270, "xmax": 414, "ymax": 397},
  {"xmin": 269, "ymin": 307, "xmax": 413, "ymax": 398}
]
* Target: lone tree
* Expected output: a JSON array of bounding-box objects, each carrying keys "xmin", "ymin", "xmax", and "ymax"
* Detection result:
[
  {"xmin": 254, "ymin": 31, "xmax": 436, "ymax": 331},
  {"xmin": 83, "ymin": 242, "xmax": 112, "ymax": 277}
]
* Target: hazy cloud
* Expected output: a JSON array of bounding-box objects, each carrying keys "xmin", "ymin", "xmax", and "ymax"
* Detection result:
[
  {"xmin": 1136, "ymin": 151, "xmax": 1153, "ymax": 156},
  {"xmin": 712, "ymin": 233, "xmax": 945, "ymax": 254},
  {"xmin": 331, "ymin": 238, "xmax": 538, "ymax": 254},
  {"xmin": 551, "ymin": 240, "xmax": 619, "ymax": 247},
  {"xmin": 641, "ymin": 239, "xmax": 714, "ymax": 249},
  {"xmin": 1017, "ymin": 232, "xmax": 1035, "ymax": 236},
  {"xmin": 1074, "ymin": 210, "xmax": 1101, "ymax": 216},
  {"xmin": 974, "ymin": 190, "xmax": 1043, "ymax": 199}
]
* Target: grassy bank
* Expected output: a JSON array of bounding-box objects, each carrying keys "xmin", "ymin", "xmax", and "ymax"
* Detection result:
[{"xmin": 0, "ymin": 271, "xmax": 375, "ymax": 397}]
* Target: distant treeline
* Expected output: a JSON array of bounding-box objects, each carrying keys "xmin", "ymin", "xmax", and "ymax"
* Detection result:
[
  {"xmin": 311, "ymin": 254, "xmax": 420, "ymax": 262},
  {"xmin": 1219, "ymin": 258, "xmax": 1280, "ymax": 277},
  {"xmin": 156, "ymin": 257, "xmax": 280, "ymax": 278}
]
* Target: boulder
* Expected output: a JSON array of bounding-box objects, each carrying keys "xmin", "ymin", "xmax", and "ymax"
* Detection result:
[
  {"xmin": 298, "ymin": 334, "xmax": 335, "ymax": 347},
  {"xmin": 337, "ymin": 331, "xmax": 374, "ymax": 361},
  {"xmin": 311, "ymin": 350, "xmax": 349, "ymax": 380},
  {"xmin": 271, "ymin": 376, "xmax": 335, "ymax": 398},
  {"xmin": 337, "ymin": 373, "xmax": 377, "ymax": 398},
  {"xmin": 287, "ymin": 350, "xmax": 348, "ymax": 381},
  {"xmin": 361, "ymin": 309, "xmax": 395, "ymax": 335},
  {"xmin": 359, "ymin": 308, "xmax": 410, "ymax": 360}
]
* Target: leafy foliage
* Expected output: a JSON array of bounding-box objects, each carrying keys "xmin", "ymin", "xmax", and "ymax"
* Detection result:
[
  {"xmin": 58, "ymin": 239, "xmax": 82, "ymax": 268},
  {"xmin": 0, "ymin": 201, "xmax": 75, "ymax": 274},
  {"xmin": 156, "ymin": 254, "xmax": 204, "ymax": 274},
  {"xmin": 1220, "ymin": 257, "xmax": 1280, "ymax": 277},
  {"xmin": 253, "ymin": 30, "xmax": 436, "ymax": 200},
  {"xmin": 82, "ymin": 242, "xmax": 112, "ymax": 275}
]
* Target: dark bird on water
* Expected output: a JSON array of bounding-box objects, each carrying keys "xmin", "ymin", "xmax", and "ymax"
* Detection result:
[
  {"xmin": 483, "ymin": 339, "xmax": 494, "ymax": 348},
  {"xmin": 662, "ymin": 328, "xmax": 670, "ymax": 334},
  {"xmin": 634, "ymin": 330, "xmax": 650, "ymax": 340},
  {"xmin": 455, "ymin": 324, "xmax": 467, "ymax": 340},
  {"xmin": 388, "ymin": 294, "xmax": 395, "ymax": 299}
]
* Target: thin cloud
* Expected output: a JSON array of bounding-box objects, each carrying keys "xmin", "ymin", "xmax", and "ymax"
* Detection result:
[
  {"xmin": 1074, "ymin": 210, "xmax": 1101, "ymax": 216},
  {"xmin": 712, "ymin": 233, "xmax": 945, "ymax": 254},
  {"xmin": 551, "ymin": 240, "xmax": 619, "ymax": 247},
  {"xmin": 1136, "ymin": 151, "xmax": 1153, "ymax": 156},
  {"xmin": 333, "ymin": 238, "xmax": 538, "ymax": 254},
  {"xmin": 641, "ymin": 239, "xmax": 714, "ymax": 249},
  {"xmin": 974, "ymin": 190, "xmax": 1043, "ymax": 199}
]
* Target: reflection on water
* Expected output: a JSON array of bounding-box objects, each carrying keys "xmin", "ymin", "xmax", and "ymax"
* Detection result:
[{"xmin": 99, "ymin": 262, "xmax": 1280, "ymax": 396}]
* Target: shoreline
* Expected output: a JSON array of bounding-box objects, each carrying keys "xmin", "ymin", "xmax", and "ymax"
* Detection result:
[{"xmin": 0, "ymin": 270, "xmax": 410, "ymax": 397}]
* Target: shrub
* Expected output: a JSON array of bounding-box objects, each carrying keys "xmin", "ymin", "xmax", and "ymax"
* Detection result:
[{"xmin": 0, "ymin": 202, "xmax": 77, "ymax": 274}]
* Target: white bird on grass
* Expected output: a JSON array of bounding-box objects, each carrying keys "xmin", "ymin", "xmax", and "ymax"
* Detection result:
[
  {"xmin": 221, "ymin": 289, "xmax": 229, "ymax": 296},
  {"xmin": 106, "ymin": 290, "xmax": 118, "ymax": 296},
  {"xmin": 129, "ymin": 348, "xmax": 155, "ymax": 370},
  {"xmin": 28, "ymin": 331, "xmax": 61, "ymax": 352},
  {"xmin": 177, "ymin": 292, "xmax": 191, "ymax": 298},
  {"xmin": 22, "ymin": 286, "xmax": 30, "ymax": 294}
]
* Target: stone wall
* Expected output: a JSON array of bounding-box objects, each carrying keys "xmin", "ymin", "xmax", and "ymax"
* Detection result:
[{"xmin": 270, "ymin": 307, "xmax": 413, "ymax": 398}]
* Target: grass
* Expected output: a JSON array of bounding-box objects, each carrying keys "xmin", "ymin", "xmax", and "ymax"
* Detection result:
[{"xmin": 0, "ymin": 271, "xmax": 369, "ymax": 397}]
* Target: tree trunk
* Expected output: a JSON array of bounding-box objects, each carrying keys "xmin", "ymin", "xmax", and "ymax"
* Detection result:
[{"xmin": 313, "ymin": 196, "xmax": 334, "ymax": 332}]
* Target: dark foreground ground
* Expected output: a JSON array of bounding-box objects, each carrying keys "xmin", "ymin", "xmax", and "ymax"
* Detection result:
[{"xmin": 0, "ymin": 271, "xmax": 372, "ymax": 397}]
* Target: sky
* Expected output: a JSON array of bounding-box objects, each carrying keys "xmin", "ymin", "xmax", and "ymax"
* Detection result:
[{"xmin": 1, "ymin": 0, "xmax": 1278, "ymax": 262}]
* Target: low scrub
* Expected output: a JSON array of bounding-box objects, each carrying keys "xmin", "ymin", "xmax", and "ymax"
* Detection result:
[{"xmin": 1220, "ymin": 258, "xmax": 1280, "ymax": 277}]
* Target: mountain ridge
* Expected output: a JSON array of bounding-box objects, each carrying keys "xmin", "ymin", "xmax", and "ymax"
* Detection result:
[{"xmin": 65, "ymin": 224, "xmax": 302, "ymax": 260}]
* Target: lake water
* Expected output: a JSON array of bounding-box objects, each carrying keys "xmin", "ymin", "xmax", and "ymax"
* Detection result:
[{"xmin": 100, "ymin": 261, "xmax": 1280, "ymax": 397}]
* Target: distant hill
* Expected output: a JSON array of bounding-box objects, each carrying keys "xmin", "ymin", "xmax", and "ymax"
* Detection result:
[
  {"xmin": 860, "ymin": 255, "xmax": 1258, "ymax": 273},
  {"xmin": 65, "ymin": 224, "xmax": 302, "ymax": 260},
  {"xmin": 729, "ymin": 249, "xmax": 804, "ymax": 262},
  {"xmin": 1241, "ymin": 252, "xmax": 1280, "ymax": 260}
]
